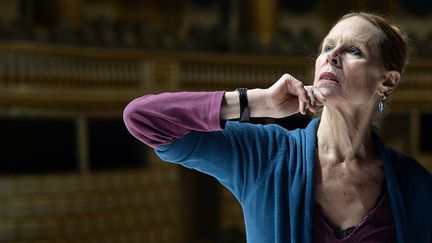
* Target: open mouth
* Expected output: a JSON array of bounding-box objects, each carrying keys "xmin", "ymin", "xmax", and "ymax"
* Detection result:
[{"xmin": 319, "ymin": 72, "xmax": 339, "ymax": 83}]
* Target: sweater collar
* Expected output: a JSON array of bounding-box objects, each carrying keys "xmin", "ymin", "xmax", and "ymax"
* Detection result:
[
  {"xmin": 306, "ymin": 117, "xmax": 407, "ymax": 243},
  {"xmin": 372, "ymin": 131, "xmax": 407, "ymax": 243}
]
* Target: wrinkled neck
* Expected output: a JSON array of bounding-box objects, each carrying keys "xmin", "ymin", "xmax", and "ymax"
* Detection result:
[{"xmin": 317, "ymin": 105, "xmax": 376, "ymax": 163}]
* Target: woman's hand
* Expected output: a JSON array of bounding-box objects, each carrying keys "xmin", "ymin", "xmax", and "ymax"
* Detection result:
[
  {"xmin": 221, "ymin": 74, "xmax": 326, "ymax": 120},
  {"xmin": 265, "ymin": 74, "xmax": 326, "ymax": 118}
]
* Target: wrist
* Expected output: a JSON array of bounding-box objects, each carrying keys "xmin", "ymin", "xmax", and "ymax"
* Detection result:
[
  {"xmin": 221, "ymin": 89, "xmax": 269, "ymax": 120},
  {"xmin": 221, "ymin": 91, "xmax": 240, "ymax": 120},
  {"xmin": 248, "ymin": 88, "xmax": 270, "ymax": 117}
]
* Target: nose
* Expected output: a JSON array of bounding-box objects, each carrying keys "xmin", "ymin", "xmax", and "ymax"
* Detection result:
[{"xmin": 326, "ymin": 49, "xmax": 341, "ymax": 67}]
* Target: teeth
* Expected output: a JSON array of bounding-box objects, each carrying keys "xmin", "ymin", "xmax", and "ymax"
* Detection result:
[{"xmin": 322, "ymin": 77, "xmax": 336, "ymax": 81}]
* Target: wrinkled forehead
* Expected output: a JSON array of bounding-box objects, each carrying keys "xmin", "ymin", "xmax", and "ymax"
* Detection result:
[{"xmin": 324, "ymin": 16, "xmax": 380, "ymax": 46}]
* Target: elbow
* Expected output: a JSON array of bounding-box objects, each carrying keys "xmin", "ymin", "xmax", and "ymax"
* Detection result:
[
  {"xmin": 123, "ymin": 97, "xmax": 143, "ymax": 138},
  {"xmin": 122, "ymin": 96, "xmax": 163, "ymax": 148}
]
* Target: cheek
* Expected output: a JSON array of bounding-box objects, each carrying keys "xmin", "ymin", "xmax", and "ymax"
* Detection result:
[
  {"xmin": 314, "ymin": 56, "xmax": 326, "ymax": 82},
  {"xmin": 365, "ymin": 71, "xmax": 381, "ymax": 91},
  {"xmin": 344, "ymin": 70, "xmax": 367, "ymax": 90},
  {"xmin": 345, "ymin": 66, "xmax": 380, "ymax": 94},
  {"xmin": 315, "ymin": 55, "xmax": 326, "ymax": 69}
]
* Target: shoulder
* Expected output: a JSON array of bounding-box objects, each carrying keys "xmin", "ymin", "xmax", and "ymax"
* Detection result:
[
  {"xmin": 223, "ymin": 119, "xmax": 319, "ymax": 157},
  {"xmin": 224, "ymin": 120, "xmax": 291, "ymax": 137},
  {"xmin": 387, "ymin": 148, "xmax": 432, "ymax": 238},
  {"xmin": 224, "ymin": 120, "xmax": 310, "ymax": 143},
  {"xmin": 388, "ymin": 148, "xmax": 432, "ymax": 190}
]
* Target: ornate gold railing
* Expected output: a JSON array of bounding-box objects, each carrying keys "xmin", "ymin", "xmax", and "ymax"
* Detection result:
[{"xmin": 0, "ymin": 41, "xmax": 431, "ymax": 110}]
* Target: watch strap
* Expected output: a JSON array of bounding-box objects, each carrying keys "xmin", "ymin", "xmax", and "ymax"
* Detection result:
[{"xmin": 236, "ymin": 88, "xmax": 250, "ymax": 122}]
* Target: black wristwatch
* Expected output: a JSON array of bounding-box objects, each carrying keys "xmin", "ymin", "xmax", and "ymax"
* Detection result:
[{"xmin": 236, "ymin": 88, "xmax": 250, "ymax": 123}]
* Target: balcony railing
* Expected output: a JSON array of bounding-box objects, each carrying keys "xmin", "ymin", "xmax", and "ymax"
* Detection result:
[{"xmin": 0, "ymin": 41, "xmax": 431, "ymax": 109}]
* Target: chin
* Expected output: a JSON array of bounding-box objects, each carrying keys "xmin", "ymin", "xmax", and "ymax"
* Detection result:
[{"xmin": 315, "ymin": 84, "xmax": 339, "ymax": 97}]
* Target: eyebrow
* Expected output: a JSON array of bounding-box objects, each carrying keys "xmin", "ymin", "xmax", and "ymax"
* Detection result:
[{"xmin": 321, "ymin": 37, "xmax": 373, "ymax": 50}]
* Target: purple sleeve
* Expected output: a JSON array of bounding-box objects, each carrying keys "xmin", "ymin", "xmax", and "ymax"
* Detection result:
[{"xmin": 123, "ymin": 91, "xmax": 225, "ymax": 148}]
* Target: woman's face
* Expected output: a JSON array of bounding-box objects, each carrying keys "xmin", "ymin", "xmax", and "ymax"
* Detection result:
[{"xmin": 314, "ymin": 16, "xmax": 387, "ymax": 107}]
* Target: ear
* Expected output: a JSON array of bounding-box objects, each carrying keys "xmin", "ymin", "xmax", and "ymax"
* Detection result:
[{"xmin": 379, "ymin": 70, "xmax": 401, "ymax": 96}]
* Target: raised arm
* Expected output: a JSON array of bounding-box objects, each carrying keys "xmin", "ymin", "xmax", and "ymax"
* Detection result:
[{"xmin": 123, "ymin": 74, "xmax": 325, "ymax": 148}]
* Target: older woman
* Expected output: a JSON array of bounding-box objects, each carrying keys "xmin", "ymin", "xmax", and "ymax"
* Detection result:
[{"xmin": 123, "ymin": 12, "xmax": 431, "ymax": 243}]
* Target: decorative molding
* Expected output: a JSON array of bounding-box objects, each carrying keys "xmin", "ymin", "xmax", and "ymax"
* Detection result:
[{"xmin": 0, "ymin": 41, "xmax": 431, "ymax": 110}]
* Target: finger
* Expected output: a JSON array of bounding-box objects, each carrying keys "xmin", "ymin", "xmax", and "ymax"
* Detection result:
[
  {"xmin": 309, "ymin": 106, "xmax": 317, "ymax": 113},
  {"xmin": 281, "ymin": 74, "xmax": 311, "ymax": 115},
  {"xmin": 296, "ymin": 83, "xmax": 310, "ymax": 104},
  {"xmin": 299, "ymin": 100, "xmax": 306, "ymax": 115},
  {"xmin": 284, "ymin": 74, "xmax": 309, "ymax": 103},
  {"xmin": 312, "ymin": 88, "xmax": 324, "ymax": 112},
  {"xmin": 314, "ymin": 101, "xmax": 324, "ymax": 108},
  {"xmin": 312, "ymin": 86, "xmax": 327, "ymax": 104},
  {"xmin": 305, "ymin": 86, "xmax": 316, "ymax": 107},
  {"xmin": 306, "ymin": 100, "xmax": 317, "ymax": 113}
]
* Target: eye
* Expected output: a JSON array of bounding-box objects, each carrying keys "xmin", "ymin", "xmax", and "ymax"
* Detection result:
[
  {"xmin": 322, "ymin": 44, "xmax": 334, "ymax": 53},
  {"xmin": 346, "ymin": 46, "xmax": 362, "ymax": 56}
]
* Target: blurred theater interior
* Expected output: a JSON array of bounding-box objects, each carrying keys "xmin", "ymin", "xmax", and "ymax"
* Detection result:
[{"xmin": 0, "ymin": 0, "xmax": 430, "ymax": 242}]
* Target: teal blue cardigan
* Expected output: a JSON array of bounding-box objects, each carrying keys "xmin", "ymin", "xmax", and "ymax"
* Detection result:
[{"xmin": 156, "ymin": 118, "xmax": 432, "ymax": 242}]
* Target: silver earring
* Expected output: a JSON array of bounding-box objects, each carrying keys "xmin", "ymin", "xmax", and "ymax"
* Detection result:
[
  {"xmin": 378, "ymin": 95, "xmax": 387, "ymax": 114},
  {"xmin": 378, "ymin": 100, "xmax": 384, "ymax": 114}
]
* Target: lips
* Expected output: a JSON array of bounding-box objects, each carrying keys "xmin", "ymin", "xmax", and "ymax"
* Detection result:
[{"xmin": 319, "ymin": 72, "xmax": 339, "ymax": 83}]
